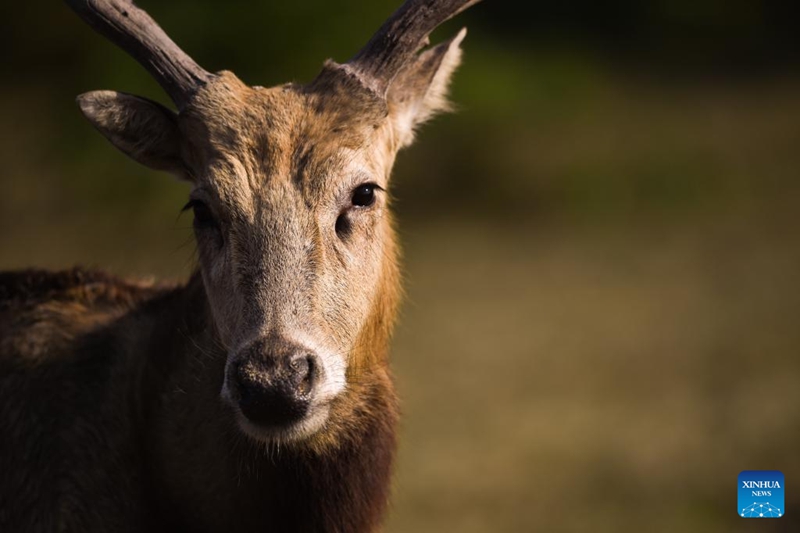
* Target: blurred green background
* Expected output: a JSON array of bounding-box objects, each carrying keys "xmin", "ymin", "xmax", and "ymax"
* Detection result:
[{"xmin": 2, "ymin": 1, "xmax": 800, "ymax": 531}]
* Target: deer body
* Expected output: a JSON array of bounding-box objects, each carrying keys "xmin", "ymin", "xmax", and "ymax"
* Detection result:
[
  {"xmin": 0, "ymin": 0, "xmax": 480, "ymax": 531},
  {"xmin": 1, "ymin": 269, "xmax": 395, "ymax": 532}
]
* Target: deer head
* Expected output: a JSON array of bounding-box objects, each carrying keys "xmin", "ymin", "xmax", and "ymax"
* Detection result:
[{"xmin": 68, "ymin": 0, "xmax": 479, "ymax": 444}]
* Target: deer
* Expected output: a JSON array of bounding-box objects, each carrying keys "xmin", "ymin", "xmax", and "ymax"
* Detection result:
[{"xmin": 0, "ymin": 0, "xmax": 481, "ymax": 531}]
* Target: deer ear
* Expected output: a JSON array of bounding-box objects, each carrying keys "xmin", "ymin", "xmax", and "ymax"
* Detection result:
[
  {"xmin": 76, "ymin": 91, "xmax": 186, "ymax": 177},
  {"xmin": 386, "ymin": 28, "xmax": 467, "ymax": 149}
]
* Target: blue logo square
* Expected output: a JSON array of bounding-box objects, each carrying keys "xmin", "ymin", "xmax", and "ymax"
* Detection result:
[{"xmin": 738, "ymin": 470, "xmax": 784, "ymax": 518}]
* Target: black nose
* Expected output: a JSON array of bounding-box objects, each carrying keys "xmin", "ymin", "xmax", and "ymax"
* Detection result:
[{"xmin": 232, "ymin": 345, "xmax": 319, "ymax": 428}]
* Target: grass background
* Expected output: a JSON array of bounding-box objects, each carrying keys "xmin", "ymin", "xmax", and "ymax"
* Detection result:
[{"xmin": 1, "ymin": 0, "xmax": 799, "ymax": 530}]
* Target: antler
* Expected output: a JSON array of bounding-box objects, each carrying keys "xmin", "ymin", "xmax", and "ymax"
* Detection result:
[
  {"xmin": 65, "ymin": 0, "xmax": 212, "ymax": 109},
  {"xmin": 344, "ymin": 0, "xmax": 482, "ymax": 95}
]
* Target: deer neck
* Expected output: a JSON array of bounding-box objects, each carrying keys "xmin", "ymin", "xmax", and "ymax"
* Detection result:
[{"xmin": 139, "ymin": 273, "xmax": 398, "ymax": 532}]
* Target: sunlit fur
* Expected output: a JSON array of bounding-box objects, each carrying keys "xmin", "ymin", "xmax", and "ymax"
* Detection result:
[{"xmin": 179, "ymin": 71, "xmax": 404, "ymax": 445}]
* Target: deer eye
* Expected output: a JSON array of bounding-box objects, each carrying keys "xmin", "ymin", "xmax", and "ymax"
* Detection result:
[
  {"xmin": 351, "ymin": 184, "xmax": 377, "ymax": 208},
  {"xmin": 183, "ymin": 199, "xmax": 217, "ymax": 229}
]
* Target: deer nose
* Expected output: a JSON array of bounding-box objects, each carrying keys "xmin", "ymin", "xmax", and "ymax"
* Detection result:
[{"xmin": 232, "ymin": 348, "xmax": 319, "ymax": 428}]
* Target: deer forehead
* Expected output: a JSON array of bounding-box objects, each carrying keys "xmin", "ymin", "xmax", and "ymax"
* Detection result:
[{"xmin": 180, "ymin": 72, "xmax": 392, "ymax": 203}]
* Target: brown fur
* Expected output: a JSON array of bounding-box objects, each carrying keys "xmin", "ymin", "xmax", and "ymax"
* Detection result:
[
  {"xmin": 1, "ymin": 2, "xmax": 472, "ymax": 531},
  {"xmin": 0, "ymin": 268, "xmax": 398, "ymax": 532}
]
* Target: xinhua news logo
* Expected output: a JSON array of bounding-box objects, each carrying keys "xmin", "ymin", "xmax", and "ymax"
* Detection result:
[{"xmin": 738, "ymin": 471, "xmax": 784, "ymax": 518}]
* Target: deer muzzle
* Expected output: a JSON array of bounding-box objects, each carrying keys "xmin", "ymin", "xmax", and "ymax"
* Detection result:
[{"xmin": 226, "ymin": 337, "xmax": 323, "ymax": 430}]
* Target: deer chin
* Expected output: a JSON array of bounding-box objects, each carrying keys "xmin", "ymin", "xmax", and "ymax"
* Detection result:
[{"xmin": 231, "ymin": 402, "xmax": 333, "ymax": 444}]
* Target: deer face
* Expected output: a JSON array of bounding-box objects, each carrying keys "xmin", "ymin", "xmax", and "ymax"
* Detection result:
[
  {"xmin": 70, "ymin": 0, "xmax": 474, "ymax": 443},
  {"xmin": 183, "ymin": 73, "xmax": 398, "ymax": 441}
]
